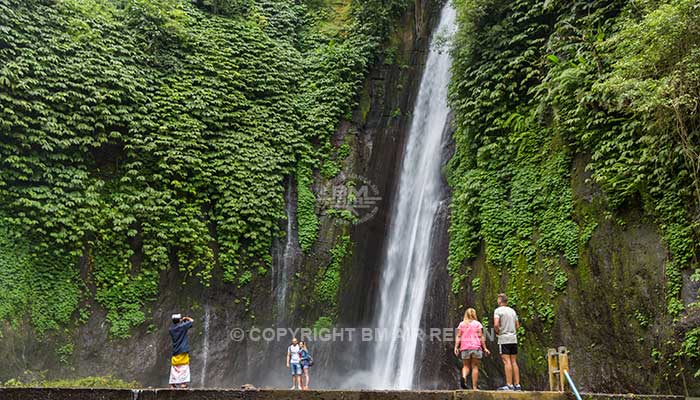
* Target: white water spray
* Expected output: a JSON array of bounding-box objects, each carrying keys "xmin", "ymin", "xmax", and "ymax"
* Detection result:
[
  {"xmin": 365, "ymin": 2, "xmax": 456, "ymax": 389},
  {"xmin": 273, "ymin": 179, "xmax": 297, "ymax": 323},
  {"xmin": 200, "ymin": 304, "xmax": 211, "ymax": 387}
]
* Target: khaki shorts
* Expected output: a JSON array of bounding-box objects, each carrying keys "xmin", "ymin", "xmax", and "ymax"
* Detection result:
[{"xmin": 460, "ymin": 349, "xmax": 483, "ymax": 360}]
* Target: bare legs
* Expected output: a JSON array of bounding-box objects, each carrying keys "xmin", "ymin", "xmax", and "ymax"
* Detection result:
[
  {"xmin": 461, "ymin": 357, "xmax": 481, "ymax": 390},
  {"xmin": 461, "ymin": 359, "xmax": 469, "ymax": 383},
  {"xmin": 303, "ymin": 367, "xmax": 310, "ymax": 389},
  {"xmin": 291, "ymin": 373, "xmax": 302, "ymax": 389},
  {"xmin": 470, "ymin": 358, "xmax": 480, "ymax": 390},
  {"xmin": 501, "ymin": 354, "xmax": 513, "ymax": 386},
  {"xmin": 501, "ymin": 354, "xmax": 519, "ymax": 386},
  {"xmin": 510, "ymin": 355, "xmax": 520, "ymax": 386},
  {"xmin": 170, "ymin": 383, "xmax": 188, "ymax": 389}
]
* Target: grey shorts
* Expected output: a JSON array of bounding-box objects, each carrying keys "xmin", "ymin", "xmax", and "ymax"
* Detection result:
[{"xmin": 460, "ymin": 349, "xmax": 483, "ymax": 360}]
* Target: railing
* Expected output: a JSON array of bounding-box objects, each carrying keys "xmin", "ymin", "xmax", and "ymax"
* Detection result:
[
  {"xmin": 548, "ymin": 346, "xmax": 583, "ymax": 400},
  {"xmin": 547, "ymin": 346, "xmax": 570, "ymax": 392},
  {"xmin": 564, "ymin": 370, "xmax": 583, "ymax": 400}
]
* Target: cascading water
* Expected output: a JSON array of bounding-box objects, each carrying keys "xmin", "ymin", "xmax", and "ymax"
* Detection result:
[
  {"xmin": 200, "ymin": 304, "xmax": 211, "ymax": 387},
  {"xmin": 273, "ymin": 179, "xmax": 298, "ymax": 323},
  {"xmin": 262, "ymin": 179, "xmax": 301, "ymax": 387},
  {"xmin": 365, "ymin": 2, "xmax": 456, "ymax": 390}
]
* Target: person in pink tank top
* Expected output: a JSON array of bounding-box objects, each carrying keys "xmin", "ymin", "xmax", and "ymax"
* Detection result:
[{"xmin": 454, "ymin": 308, "xmax": 490, "ymax": 390}]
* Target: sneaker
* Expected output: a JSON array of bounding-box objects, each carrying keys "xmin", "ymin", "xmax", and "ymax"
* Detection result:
[
  {"xmin": 514, "ymin": 384, "xmax": 522, "ymax": 391},
  {"xmin": 497, "ymin": 385, "xmax": 514, "ymax": 391},
  {"xmin": 459, "ymin": 376, "xmax": 467, "ymax": 389}
]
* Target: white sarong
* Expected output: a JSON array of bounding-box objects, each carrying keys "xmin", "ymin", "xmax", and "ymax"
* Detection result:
[{"xmin": 169, "ymin": 364, "xmax": 191, "ymax": 385}]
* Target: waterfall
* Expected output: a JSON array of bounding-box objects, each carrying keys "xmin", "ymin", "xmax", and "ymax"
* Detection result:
[
  {"xmin": 200, "ymin": 304, "xmax": 211, "ymax": 387},
  {"xmin": 274, "ymin": 178, "xmax": 298, "ymax": 323},
  {"xmin": 366, "ymin": 2, "xmax": 456, "ymax": 390}
]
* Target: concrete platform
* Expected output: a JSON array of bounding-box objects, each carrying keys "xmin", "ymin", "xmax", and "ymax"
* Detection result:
[{"xmin": 0, "ymin": 388, "xmax": 688, "ymax": 400}]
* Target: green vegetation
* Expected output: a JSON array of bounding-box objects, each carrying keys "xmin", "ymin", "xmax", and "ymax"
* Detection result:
[
  {"xmin": 312, "ymin": 315, "xmax": 334, "ymax": 333},
  {"xmin": 0, "ymin": 219, "xmax": 80, "ymax": 334},
  {"xmin": 680, "ymin": 327, "xmax": 700, "ymax": 378},
  {"xmin": 55, "ymin": 343, "xmax": 75, "ymax": 365},
  {"xmin": 0, "ymin": 0, "xmax": 407, "ymax": 337},
  {"xmin": 314, "ymin": 234, "xmax": 351, "ymax": 315},
  {"xmin": 297, "ymin": 162, "xmax": 320, "ymax": 252},
  {"xmin": 449, "ymin": 0, "xmax": 699, "ymax": 374},
  {"xmin": 2, "ymin": 375, "xmax": 138, "ymax": 388}
]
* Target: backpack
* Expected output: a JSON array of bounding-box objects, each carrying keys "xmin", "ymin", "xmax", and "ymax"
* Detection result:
[{"xmin": 302, "ymin": 349, "xmax": 314, "ymax": 367}]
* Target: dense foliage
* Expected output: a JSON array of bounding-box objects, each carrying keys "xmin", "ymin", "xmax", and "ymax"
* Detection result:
[
  {"xmin": 0, "ymin": 0, "xmax": 407, "ymax": 337},
  {"xmin": 314, "ymin": 234, "xmax": 350, "ymax": 313},
  {"xmin": 3, "ymin": 374, "xmax": 138, "ymax": 388},
  {"xmin": 448, "ymin": 0, "xmax": 700, "ymax": 382}
]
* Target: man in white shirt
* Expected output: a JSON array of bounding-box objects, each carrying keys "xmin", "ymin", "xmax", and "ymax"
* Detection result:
[
  {"xmin": 494, "ymin": 293, "xmax": 521, "ymax": 391},
  {"xmin": 286, "ymin": 337, "xmax": 303, "ymax": 389}
]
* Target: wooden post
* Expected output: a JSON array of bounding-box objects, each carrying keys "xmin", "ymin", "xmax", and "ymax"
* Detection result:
[
  {"xmin": 547, "ymin": 348, "xmax": 559, "ymax": 391},
  {"xmin": 547, "ymin": 346, "xmax": 570, "ymax": 391},
  {"xmin": 558, "ymin": 346, "xmax": 569, "ymax": 392}
]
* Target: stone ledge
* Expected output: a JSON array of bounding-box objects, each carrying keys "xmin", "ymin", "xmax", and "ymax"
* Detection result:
[
  {"xmin": 579, "ymin": 394, "xmax": 686, "ymax": 400},
  {"xmin": 0, "ymin": 388, "xmax": 689, "ymax": 400},
  {"xmin": 454, "ymin": 391, "xmax": 567, "ymax": 400}
]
